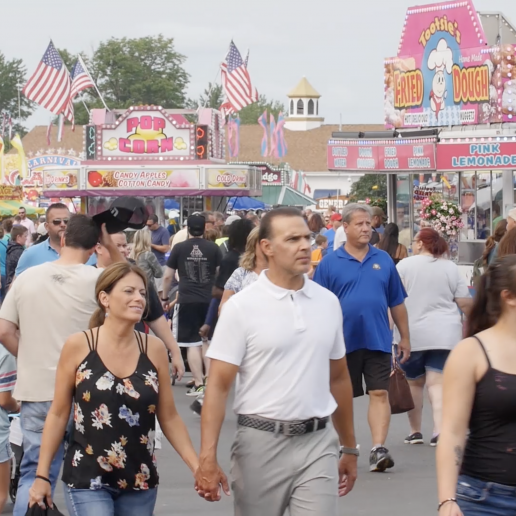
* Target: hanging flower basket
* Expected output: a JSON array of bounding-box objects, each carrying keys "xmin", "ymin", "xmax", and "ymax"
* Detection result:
[{"xmin": 419, "ymin": 195, "xmax": 464, "ymax": 238}]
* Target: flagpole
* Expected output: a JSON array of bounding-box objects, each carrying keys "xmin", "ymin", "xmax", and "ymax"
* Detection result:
[{"xmin": 79, "ymin": 56, "xmax": 109, "ymax": 111}]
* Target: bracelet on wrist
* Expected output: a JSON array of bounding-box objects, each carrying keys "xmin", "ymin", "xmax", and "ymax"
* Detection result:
[
  {"xmin": 437, "ymin": 498, "xmax": 457, "ymax": 511},
  {"xmin": 35, "ymin": 475, "xmax": 51, "ymax": 485}
]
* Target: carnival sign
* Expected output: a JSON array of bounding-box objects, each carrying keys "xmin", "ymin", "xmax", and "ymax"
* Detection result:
[
  {"xmin": 97, "ymin": 107, "xmax": 195, "ymax": 161},
  {"xmin": 437, "ymin": 141, "xmax": 516, "ymax": 170},
  {"xmin": 206, "ymin": 168, "xmax": 247, "ymax": 189},
  {"xmin": 384, "ymin": 0, "xmax": 512, "ymax": 128},
  {"xmin": 85, "ymin": 168, "xmax": 199, "ymax": 189},
  {"xmin": 327, "ymin": 141, "xmax": 436, "ymax": 171}
]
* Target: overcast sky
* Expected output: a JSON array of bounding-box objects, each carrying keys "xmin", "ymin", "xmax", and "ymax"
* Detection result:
[{"xmin": 3, "ymin": 0, "xmax": 516, "ymax": 129}]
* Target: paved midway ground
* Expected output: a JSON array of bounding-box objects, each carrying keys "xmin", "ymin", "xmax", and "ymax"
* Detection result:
[{"xmin": 3, "ymin": 378, "xmax": 438, "ymax": 516}]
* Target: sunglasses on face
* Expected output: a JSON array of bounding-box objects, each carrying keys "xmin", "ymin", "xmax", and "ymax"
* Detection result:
[{"xmin": 51, "ymin": 218, "xmax": 69, "ymax": 226}]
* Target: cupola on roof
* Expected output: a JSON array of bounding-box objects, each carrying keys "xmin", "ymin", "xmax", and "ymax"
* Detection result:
[{"xmin": 288, "ymin": 77, "xmax": 321, "ymax": 99}]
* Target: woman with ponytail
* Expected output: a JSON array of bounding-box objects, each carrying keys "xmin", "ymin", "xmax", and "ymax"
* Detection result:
[
  {"xmin": 29, "ymin": 262, "xmax": 198, "ymax": 516},
  {"xmin": 482, "ymin": 219, "xmax": 507, "ymax": 265},
  {"xmin": 395, "ymin": 228, "xmax": 473, "ymax": 447},
  {"xmin": 437, "ymin": 255, "xmax": 516, "ymax": 515}
]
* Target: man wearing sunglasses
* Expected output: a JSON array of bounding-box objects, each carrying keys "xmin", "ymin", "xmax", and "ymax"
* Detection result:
[{"xmin": 15, "ymin": 204, "xmax": 97, "ymax": 280}]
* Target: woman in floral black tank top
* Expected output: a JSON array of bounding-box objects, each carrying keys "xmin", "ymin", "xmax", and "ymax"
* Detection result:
[{"xmin": 28, "ymin": 263, "xmax": 199, "ymax": 516}]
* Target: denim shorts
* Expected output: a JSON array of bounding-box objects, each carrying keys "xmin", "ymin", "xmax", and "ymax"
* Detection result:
[
  {"xmin": 0, "ymin": 438, "xmax": 12, "ymax": 464},
  {"xmin": 400, "ymin": 349, "xmax": 450, "ymax": 380},
  {"xmin": 456, "ymin": 474, "xmax": 516, "ymax": 515}
]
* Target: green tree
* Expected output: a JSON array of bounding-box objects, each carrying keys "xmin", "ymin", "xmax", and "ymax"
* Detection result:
[
  {"xmin": 348, "ymin": 174, "xmax": 387, "ymax": 201},
  {"xmin": 238, "ymin": 95, "xmax": 285, "ymax": 124},
  {"xmin": 62, "ymin": 36, "xmax": 190, "ymax": 125},
  {"xmin": 0, "ymin": 52, "xmax": 34, "ymax": 138},
  {"xmin": 188, "ymin": 83, "xmax": 224, "ymax": 110}
]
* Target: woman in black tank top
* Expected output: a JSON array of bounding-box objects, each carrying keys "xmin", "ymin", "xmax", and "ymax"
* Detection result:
[
  {"xmin": 28, "ymin": 262, "xmax": 199, "ymax": 516},
  {"xmin": 437, "ymin": 256, "xmax": 516, "ymax": 516}
]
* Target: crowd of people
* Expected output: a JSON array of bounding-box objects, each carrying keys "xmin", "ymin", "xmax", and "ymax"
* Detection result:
[{"xmin": 0, "ymin": 200, "xmax": 511, "ymax": 515}]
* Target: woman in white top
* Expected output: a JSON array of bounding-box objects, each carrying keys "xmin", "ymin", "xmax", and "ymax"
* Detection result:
[
  {"xmin": 220, "ymin": 227, "xmax": 267, "ymax": 311},
  {"xmin": 130, "ymin": 229, "xmax": 163, "ymax": 283},
  {"xmin": 395, "ymin": 228, "xmax": 473, "ymax": 447}
]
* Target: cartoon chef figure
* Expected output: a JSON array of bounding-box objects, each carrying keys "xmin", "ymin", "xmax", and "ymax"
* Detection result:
[{"xmin": 427, "ymin": 38, "xmax": 453, "ymax": 119}]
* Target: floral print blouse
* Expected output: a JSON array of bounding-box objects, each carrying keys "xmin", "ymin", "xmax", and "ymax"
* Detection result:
[{"xmin": 62, "ymin": 330, "xmax": 159, "ymax": 491}]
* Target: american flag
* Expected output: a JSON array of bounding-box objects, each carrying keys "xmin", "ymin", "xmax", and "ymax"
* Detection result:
[
  {"xmin": 220, "ymin": 41, "xmax": 258, "ymax": 114},
  {"xmin": 22, "ymin": 41, "xmax": 72, "ymax": 117},
  {"xmin": 70, "ymin": 57, "xmax": 95, "ymax": 99}
]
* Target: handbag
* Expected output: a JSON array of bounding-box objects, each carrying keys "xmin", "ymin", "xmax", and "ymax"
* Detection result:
[
  {"xmin": 25, "ymin": 503, "xmax": 65, "ymax": 516},
  {"xmin": 388, "ymin": 346, "xmax": 415, "ymax": 414}
]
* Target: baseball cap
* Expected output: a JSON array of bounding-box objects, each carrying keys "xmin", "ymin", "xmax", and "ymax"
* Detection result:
[
  {"xmin": 330, "ymin": 213, "xmax": 342, "ymax": 222},
  {"xmin": 92, "ymin": 197, "xmax": 149, "ymax": 234},
  {"xmin": 225, "ymin": 214, "xmax": 241, "ymax": 226},
  {"xmin": 371, "ymin": 206, "xmax": 387, "ymax": 220},
  {"xmin": 37, "ymin": 224, "xmax": 48, "ymax": 236},
  {"xmin": 508, "ymin": 208, "xmax": 516, "ymax": 221},
  {"xmin": 187, "ymin": 215, "xmax": 206, "ymax": 237}
]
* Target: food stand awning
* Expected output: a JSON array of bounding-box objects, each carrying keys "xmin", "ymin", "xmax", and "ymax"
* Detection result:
[
  {"xmin": 257, "ymin": 186, "xmax": 314, "ymax": 207},
  {"xmin": 0, "ymin": 201, "xmax": 44, "ymax": 217}
]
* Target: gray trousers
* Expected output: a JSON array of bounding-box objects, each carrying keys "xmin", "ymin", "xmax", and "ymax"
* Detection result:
[{"xmin": 230, "ymin": 423, "xmax": 340, "ymax": 516}]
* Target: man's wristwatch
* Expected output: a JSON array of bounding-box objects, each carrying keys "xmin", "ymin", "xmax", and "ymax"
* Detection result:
[{"xmin": 339, "ymin": 445, "xmax": 360, "ymax": 457}]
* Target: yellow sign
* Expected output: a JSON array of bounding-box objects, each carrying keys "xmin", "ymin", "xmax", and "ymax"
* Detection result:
[
  {"xmin": 43, "ymin": 169, "xmax": 78, "ymax": 190},
  {"xmin": 207, "ymin": 168, "xmax": 247, "ymax": 189}
]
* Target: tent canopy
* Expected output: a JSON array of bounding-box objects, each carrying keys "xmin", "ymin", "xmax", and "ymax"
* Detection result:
[
  {"xmin": 228, "ymin": 196, "xmax": 268, "ymax": 211},
  {"xmin": 0, "ymin": 201, "xmax": 44, "ymax": 218},
  {"xmin": 164, "ymin": 199, "xmax": 180, "ymax": 210}
]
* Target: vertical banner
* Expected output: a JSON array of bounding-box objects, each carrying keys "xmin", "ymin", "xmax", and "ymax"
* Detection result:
[
  {"xmin": 257, "ymin": 111, "xmax": 268, "ymax": 157},
  {"xmin": 268, "ymin": 113, "xmax": 277, "ymax": 158},
  {"xmin": 227, "ymin": 116, "xmax": 241, "ymax": 158},
  {"xmin": 10, "ymin": 134, "xmax": 28, "ymax": 179},
  {"xmin": 275, "ymin": 112, "xmax": 288, "ymax": 158}
]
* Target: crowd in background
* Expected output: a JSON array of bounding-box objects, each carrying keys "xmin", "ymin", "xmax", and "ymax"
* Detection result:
[{"xmin": 0, "ymin": 202, "xmax": 513, "ymax": 515}]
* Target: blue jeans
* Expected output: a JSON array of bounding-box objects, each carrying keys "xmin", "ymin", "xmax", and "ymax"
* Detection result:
[
  {"xmin": 0, "ymin": 275, "xmax": 6, "ymax": 301},
  {"xmin": 13, "ymin": 402, "xmax": 67, "ymax": 516},
  {"xmin": 65, "ymin": 485, "xmax": 158, "ymax": 516},
  {"xmin": 457, "ymin": 474, "xmax": 516, "ymax": 515}
]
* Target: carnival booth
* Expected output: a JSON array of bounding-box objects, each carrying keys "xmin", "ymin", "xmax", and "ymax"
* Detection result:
[
  {"xmin": 41, "ymin": 106, "xmax": 262, "ymax": 220},
  {"xmin": 328, "ymin": 0, "xmax": 516, "ymax": 273}
]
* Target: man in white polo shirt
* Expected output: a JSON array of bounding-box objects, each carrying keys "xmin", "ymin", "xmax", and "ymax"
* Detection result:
[{"xmin": 195, "ymin": 207, "xmax": 358, "ymax": 516}]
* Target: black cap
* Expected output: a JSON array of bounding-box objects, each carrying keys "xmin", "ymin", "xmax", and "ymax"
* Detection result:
[
  {"xmin": 92, "ymin": 197, "xmax": 149, "ymax": 234},
  {"xmin": 187, "ymin": 215, "xmax": 205, "ymax": 237}
]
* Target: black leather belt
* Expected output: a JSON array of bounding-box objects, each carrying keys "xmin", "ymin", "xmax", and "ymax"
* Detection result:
[{"xmin": 237, "ymin": 415, "xmax": 329, "ymax": 436}]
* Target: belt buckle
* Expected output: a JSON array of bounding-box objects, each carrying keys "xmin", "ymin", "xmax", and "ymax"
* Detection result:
[
  {"xmin": 313, "ymin": 418, "xmax": 319, "ymax": 432},
  {"xmin": 282, "ymin": 422, "xmax": 291, "ymax": 436}
]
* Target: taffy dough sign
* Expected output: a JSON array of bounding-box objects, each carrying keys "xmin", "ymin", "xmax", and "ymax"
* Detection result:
[
  {"xmin": 384, "ymin": 0, "xmax": 513, "ymax": 128},
  {"xmin": 98, "ymin": 107, "xmax": 195, "ymax": 160}
]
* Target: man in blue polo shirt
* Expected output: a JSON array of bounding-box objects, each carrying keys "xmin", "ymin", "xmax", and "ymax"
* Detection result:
[
  {"xmin": 314, "ymin": 203, "xmax": 410, "ymax": 473},
  {"xmin": 15, "ymin": 204, "xmax": 97, "ymax": 278}
]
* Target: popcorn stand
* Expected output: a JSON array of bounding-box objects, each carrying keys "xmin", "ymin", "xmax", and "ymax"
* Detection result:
[
  {"xmin": 328, "ymin": 0, "xmax": 516, "ymax": 274},
  {"xmin": 41, "ymin": 106, "xmax": 261, "ymax": 219}
]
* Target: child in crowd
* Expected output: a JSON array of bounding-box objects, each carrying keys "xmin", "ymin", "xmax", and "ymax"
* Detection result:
[
  {"xmin": 0, "ymin": 346, "xmax": 18, "ymax": 512},
  {"xmin": 311, "ymin": 234, "xmax": 328, "ymax": 264}
]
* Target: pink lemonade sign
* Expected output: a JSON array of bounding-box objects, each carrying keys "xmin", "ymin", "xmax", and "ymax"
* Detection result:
[{"xmin": 385, "ymin": 0, "xmax": 516, "ymax": 128}]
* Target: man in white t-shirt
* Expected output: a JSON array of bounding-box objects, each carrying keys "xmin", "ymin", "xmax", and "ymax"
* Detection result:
[
  {"xmin": 195, "ymin": 208, "xmax": 358, "ymax": 516},
  {"xmin": 17, "ymin": 206, "xmax": 36, "ymax": 245},
  {"xmin": 0, "ymin": 214, "xmax": 123, "ymax": 516}
]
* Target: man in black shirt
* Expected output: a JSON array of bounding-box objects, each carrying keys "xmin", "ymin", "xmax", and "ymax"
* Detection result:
[{"xmin": 163, "ymin": 215, "xmax": 222, "ymax": 396}]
